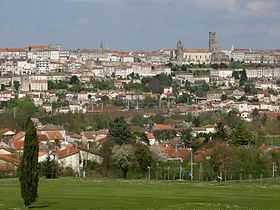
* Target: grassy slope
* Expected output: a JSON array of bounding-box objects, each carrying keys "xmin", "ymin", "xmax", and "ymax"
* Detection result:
[{"xmin": 0, "ymin": 178, "xmax": 279, "ymax": 210}]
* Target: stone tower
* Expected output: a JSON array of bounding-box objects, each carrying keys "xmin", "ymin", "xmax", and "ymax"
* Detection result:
[
  {"xmin": 176, "ymin": 40, "xmax": 184, "ymax": 63},
  {"xmin": 209, "ymin": 32, "xmax": 219, "ymax": 52}
]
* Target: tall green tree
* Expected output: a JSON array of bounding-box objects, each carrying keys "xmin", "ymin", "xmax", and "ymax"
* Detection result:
[
  {"xmin": 232, "ymin": 71, "xmax": 240, "ymax": 80},
  {"xmin": 215, "ymin": 121, "xmax": 228, "ymax": 141},
  {"xmin": 70, "ymin": 75, "xmax": 80, "ymax": 85},
  {"xmin": 100, "ymin": 139, "xmax": 114, "ymax": 177},
  {"xmin": 19, "ymin": 118, "xmax": 39, "ymax": 207},
  {"xmin": 181, "ymin": 129, "xmax": 193, "ymax": 147},
  {"xmin": 13, "ymin": 81, "xmax": 20, "ymax": 92},
  {"xmin": 239, "ymin": 69, "xmax": 248, "ymax": 86},
  {"xmin": 231, "ymin": 123, "xmax": 254, "ymax": 145},
  {"xmin": 109, "ymin": 117, "xmax": 132, "ymax": 145},
  {"xmin": 134, "ymin": 143, "xmax": 153, "ymax": 173}
]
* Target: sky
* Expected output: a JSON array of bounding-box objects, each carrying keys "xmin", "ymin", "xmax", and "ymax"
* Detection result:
[{"xmin": 0, "ymin": 0, "xmax": 280, "ymax": 50}]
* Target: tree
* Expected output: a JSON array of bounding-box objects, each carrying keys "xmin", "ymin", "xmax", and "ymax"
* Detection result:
[
  {"xmin": 252, "ymin": 109, "xmax": 260, "ymax": 122},
  {"xmin": 109, "ymin": 117, "xmax": 132, "ymax": 145},
  {"xmin": 181, "ymin": 129, "xmax": 193, "ymax": 147},
  {"xmin": 134, "ymin": 143, "xmax": 153, "ymax": 173},
  {"xmin": 244, "ymin": 82, "xmax": 257, "ymax": 95},
  {"xmin": 1, "ymin": 84, "xmax": 6, "ymax": 91},
  {"xmin": 232, "ymin": 71, "xmax": 240, "ymax": 80},
  {"xmin": 8, "ymin": 98, "xmax": 38, "ymax": 130},
  {"xmin": 221, "ymin": 94, "xmax": 227, "ymax": 101},
  {"xmin": 100, "ymin": 139, "xmax": 114, "ymax": 177},
  {"xmin": 136, "ymin": 132, "xmax": 150, "ymax": 145},
  {"xmin": 239, "ymin": 69, "xmax": 248, "ymax": 86},
  {"xmin": 192, "ymin": 116, "xmax": 201, "ymax": 127},
  {"xmin": 13, "ymin": 81, "xmax": 20, "ymax": 92},
  {"xmin": 231, "ymin": 123, "xmax": 254, "ymax": 145},
  {"xmin": 176, "ymin": 93, "xmax": 192, "ymax": 104},
  {"xmin": 225, "ymin": 109, "xmax": 242, "ymax": 128},
  {"xmin": 19, "ymin": 118, "xmax": 39, "ymax": 207},
  {"xmin": 112, "ymin": 144, "xmax": 135, "ymax": 178},
  {"xmin": 142, "ymin": 74, "xmax": 172, "ymax": 93},
  {"xmin": 215, "ymin": 121, "xmax": 228, "ymax": 141},
  {"xmin": 207, "ymin": 143, "xmax": 234, "ymax": 179},
  {"xmin": 70, "ymin": 75, "xmax": 80, "ymax": 85}
]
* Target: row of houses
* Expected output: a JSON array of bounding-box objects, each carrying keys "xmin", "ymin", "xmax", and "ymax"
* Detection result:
[{"xmin": 0, "ymin": 124, "xmax": 107, "ymax": 175}]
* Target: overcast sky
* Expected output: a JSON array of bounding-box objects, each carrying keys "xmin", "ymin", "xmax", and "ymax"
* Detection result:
[{"xmin": 1, "ymin": 0, "xmax": 280, "ymax": 50}]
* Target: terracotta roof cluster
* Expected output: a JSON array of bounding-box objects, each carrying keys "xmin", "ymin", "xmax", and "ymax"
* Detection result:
[
  {"xmin": 55, "ymin": 144, "xmax": 79, "ymax": 159},
  {"xmin": 161, "ymin": 145, "xmax": 190, "ymax": 160},
  {"xmin": 37, "ymin": 131, "xmax": 64, "ymax": 142},
  {"xmin": 0, "ymin": 154, "xmax": 19, "ymax": 172},
  {"xmin": 9, "ymin": 131, "xmax": 25, "ymax": 151}
]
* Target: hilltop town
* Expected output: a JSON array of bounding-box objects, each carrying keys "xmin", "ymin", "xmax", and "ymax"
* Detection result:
[{"xmin": 0, "ymin": 32, "xmax": 280, "ymax": 180}]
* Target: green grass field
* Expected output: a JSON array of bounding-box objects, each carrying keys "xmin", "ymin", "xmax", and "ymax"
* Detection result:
[{"xmin": 0, "ymin": 178, "xmax": 279, "ymax": 210}]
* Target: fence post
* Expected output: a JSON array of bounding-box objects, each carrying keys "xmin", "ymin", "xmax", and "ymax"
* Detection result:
[{"xmin": 167, "ymin": 167, "xmax": 170, "ymax": 181}]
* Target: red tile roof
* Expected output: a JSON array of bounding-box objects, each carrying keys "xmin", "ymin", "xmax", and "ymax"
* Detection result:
[
  {"xmin": 162, "ymin": 146, "xmax": 190, "ymax": 160},
  {"xmin": 0, "ymin": 155, "xmax": 19, "ymax": 172},
  {"xmin": 147, "ymin": 132, "xmax": 155, "ymax": 140},
  {"xmin": 55, "ymin": 144, "xmax": 79, "ymax": 159},
  {"xmin": 37, "ymin": 131, "xmax": 64, "ymax": 141},
  {"xmin": 0, "ymin": 48, "xmax": 25, "ymax": 52},
  {"xmin": 9, "ymin": 131, "xmax": 25, "ymax": 151},
  {"xmin": 263, "ymin": 112, "xmax": 280, "ymax": 119},
  {"xmin": 0, "ymin": 155, "xmax": 19, "ymax": 165},
  {"xmin": 81, "ymin": 131, "xmax": 96, "ymax": 140},
  {"xmin": 26, "ymin": 45, "xmax": 49, "ymax": 49},
  {"xmin": 153, "ymin": 124, "xmax": 174, "ymax": 131}
]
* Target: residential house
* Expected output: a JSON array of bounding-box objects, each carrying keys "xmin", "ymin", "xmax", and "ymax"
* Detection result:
[
  {"xmin": 0, "ymin": 154, "xmax": 19, "ymax": 175},
  {"xmin": 9, "ymin": 131, "xmax": 25, "ymax": 152},
  {"xmin": 37, "ymin": 124, "xmax": 66, "ymax": 147}
]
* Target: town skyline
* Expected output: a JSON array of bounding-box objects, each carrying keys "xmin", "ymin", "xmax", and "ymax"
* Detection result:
[{"xmin": 1, "ymin": 0, "xmax": 280, "ymax": 50}]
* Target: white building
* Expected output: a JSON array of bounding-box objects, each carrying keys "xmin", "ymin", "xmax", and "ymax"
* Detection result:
[{"xmin": 183, "ymin": 49, "xmax": 211, "ymax": 65}]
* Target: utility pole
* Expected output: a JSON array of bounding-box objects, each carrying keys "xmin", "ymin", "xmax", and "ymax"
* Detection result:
[
  {"xmin": 199, "ymin": 162, "xmax": 203, "ymax": 181},
  {"xmin": 147, "ymin": 166, "xmax": 151, "ymax": 182},
  {"xmin": 127, "ymin": 99, "xmax": 130, "ymax": 110},
  {"xmin": 273, "ymin": 162, "xmax": 277, "ymax": 178},
  {"xmin": 179, "ymin": 159, "xmax": 183, "ymax": 180},
  {"xmin": 136, "ymin": 95, "xmax": 139, "ymax": 111},
  {"xmin": 188, "ymin": 148, "xmax": 193, "ymax": 181},
  {"xmin": 167, "ymin": 166, "xmax": 170, "ymax": 180}
]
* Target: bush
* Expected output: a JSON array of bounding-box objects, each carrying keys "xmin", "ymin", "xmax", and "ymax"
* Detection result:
[{"xmin": 61, "ymin": 167, "xmax": 76, "ymax": 177}]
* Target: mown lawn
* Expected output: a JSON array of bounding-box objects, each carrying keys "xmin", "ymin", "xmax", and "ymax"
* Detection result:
[{"xmin": 0, "ymin": 178, "xmax": 279, "ymax": 210}]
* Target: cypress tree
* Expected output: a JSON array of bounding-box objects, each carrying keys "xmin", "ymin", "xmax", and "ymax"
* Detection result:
[
  {"xmin": 239, "ymin": 69, "xmax": 248, "ymax": 86},
  {"xmin": 19, "ymin": 118, "xmax": 39, "ymax": 207}
]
